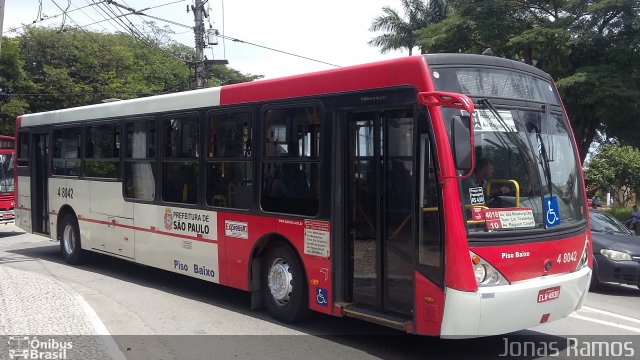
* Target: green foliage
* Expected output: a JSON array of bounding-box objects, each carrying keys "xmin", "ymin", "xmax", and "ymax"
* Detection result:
[
  {"xmin": 369, "ymin": 0, "xmax": 449, "ymax": 55},
  {"xmin": 584, "ymin": 144, "xmax": 640, "ymax": 207},
  {"xmin": 606, "ymin": 206, "xmax": 632, "ymax": 222},
  {"xmin": 0, "ymin": 26, "xmax": 262, "ymax": 136},
  {"xmin": 409, "ymin": 0, "xmax": 640, "ymax": 162}
]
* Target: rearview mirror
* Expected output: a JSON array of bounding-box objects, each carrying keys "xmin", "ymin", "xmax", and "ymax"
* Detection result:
[
  {"xmin": 418, "ymin": 91, "xmax": 476, "ymax": 179},
  {"xmin": 452, "ymin": 115, "xmax": 471, "ymax": 170}
]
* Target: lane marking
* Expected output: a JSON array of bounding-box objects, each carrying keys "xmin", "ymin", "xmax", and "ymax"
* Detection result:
[
  {"xmin": 75, "ymin": 294, "xmax": 127, "ymax": 360},
  {"xmin": 581, "ymin": 306, "xmax": 640, "ymax": 325},
  {"xmin": 569, "ymin": 313, "xmax": 640, "ymax": 333}
]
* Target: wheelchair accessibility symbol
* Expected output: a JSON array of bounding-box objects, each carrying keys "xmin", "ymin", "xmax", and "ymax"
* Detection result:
[
  {"xmin": 316, "ymin": 288, "xmax": 328, "ymax": 307},
  {"xmin": 544, "ymin": 196, "xmax": 561, "ymax": 228}
]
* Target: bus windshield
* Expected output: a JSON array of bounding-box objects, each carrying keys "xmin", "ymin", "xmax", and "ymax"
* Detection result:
[
  {"xmin": 433, "ymin": 68, "xmax": 585, "ymax": 234},
  {"xmin": 0, "ymin": 154, "xmax": 14, "ymax": 194}
]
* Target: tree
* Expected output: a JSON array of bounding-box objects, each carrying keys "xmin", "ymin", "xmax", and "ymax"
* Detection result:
[
  {"xmin": 0, "ymin": 37, "xmax": 31, "ymax": 135},
  {"xmin": 584, "ymin": 144, "xmax": 640, "ymax": 207},
  {"xmin": 0, "ymin": 26, "xmax": 262, "ymax": 135},
  {"xmin": 416, "ymin": 0, "xmax": 640, "ymax": 162},
  {"xmin": 369, "ymin": 0, "xmax": 449, "ymax": 55}
]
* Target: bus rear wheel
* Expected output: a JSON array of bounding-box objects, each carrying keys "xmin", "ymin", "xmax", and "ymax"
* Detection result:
[
  {"xmin": 261, "ymin": 244, "xmax": 309, "ymax": 323},
  {"xmin": 60, "ymin": 214, "xmax": 85, "ymax": 265}
]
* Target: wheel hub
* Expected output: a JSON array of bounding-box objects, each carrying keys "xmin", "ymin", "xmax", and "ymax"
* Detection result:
[
  {"xmin": 267, "ymin": 258, "xmax": 292, "ymax": 304},
  {"xmin": 63, "ymin": 224, "xmax": 75, "ymax": 255}
]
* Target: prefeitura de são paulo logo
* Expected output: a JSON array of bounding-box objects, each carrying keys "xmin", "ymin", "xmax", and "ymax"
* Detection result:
[{"xmin": 164, "ymin": 208, "xmax": 172, "ymax": 230}]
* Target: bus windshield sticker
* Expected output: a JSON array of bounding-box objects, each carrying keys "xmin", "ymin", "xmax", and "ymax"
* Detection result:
[
  {"xmin": 471, "ymin": 207, "xmax": 484, "ymax": 221},
  {"xmin": 484, "ymin": 208, "xmax": 535, "ymax": 230},
  {"xmin": 304, "ymin": 220, "xmax": 331, "ymax": 257},
  {"xmin": 544, "ymin": 196, "xmax": 561, "ymax": 228},
  {"xmin": 469, "ymin": 187, "xmax": 485, "ymax": 205},
  {"xmin": 473, "ymin": 109, "xmax": 516, "ymax": 132}
]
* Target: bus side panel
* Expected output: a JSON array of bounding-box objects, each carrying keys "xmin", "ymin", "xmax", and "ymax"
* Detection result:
[
  {"xmin": 413, "ymin": 271, "xmax": 445, "ymax": 336},
  {"xmin": 89, "ymin": 181, "xmax": 133, "ymax": 219},
  {"xmin": 219, "ymin": 213, "xmax": 334, "ymax": 315},
  {"xmin": 218, "ymin": 213, "xmax": 275, "ymax": 291},
  {"xmin": 132, "ymin": 203, "xmax": 220, "ymax": 283},
  {"xmin": 16, "ymin": 176, "xmax": 31, "ymax": 232},
  {"xmin": 48, "ymin": 177, "xmax": 67, "ymax": 241},
  {"xmin": 50, "ymin": 178, "xmax": 91, "ymax": 243},
  {"xmin": 275, "ymin": 219, "xmax": 333, "ymax": 315}
]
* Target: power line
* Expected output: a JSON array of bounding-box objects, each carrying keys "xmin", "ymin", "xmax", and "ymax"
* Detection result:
[
  {"xmin": 93, "ymin": 0, "xmax": 141, "ymax": 38},
  {"xmin": 81, "ymin": 0, "xmax": 119, "ymax": 33},
  {"xmin": 219, "ymin": 34, "xmax": 340, "ymax": 68},
  {"xmin": 14, "ymin": 0, "xmax": 341, "ymax": 70},
  {"xmin": 114, "ymin": 9, "xmax": 341, "ymax": 68},
  {"xmin": 6, "ymin": 0, "xmax": 107, "ymax": 33}
]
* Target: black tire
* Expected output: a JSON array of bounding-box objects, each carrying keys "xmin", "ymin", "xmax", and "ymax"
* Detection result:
[
  {"xmin": 59, "ymin": 214, "xmax": 85, "ymax": 265},
  {"xmin": 261, "ymin": 243, "xmax": 309, "ymax": 323}
]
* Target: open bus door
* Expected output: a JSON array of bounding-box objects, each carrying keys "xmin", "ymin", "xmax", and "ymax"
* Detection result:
[
  {"xmin": 31, "ymin": 131, "xmax": 49, "ymax": 235},
  {"xmin": 344, "ymin": 108, "xmax": 415, "ymax": 322}
]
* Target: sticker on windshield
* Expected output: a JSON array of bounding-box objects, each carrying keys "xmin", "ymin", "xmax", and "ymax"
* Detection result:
[
  {"xmin": 469, "ymin": 187, "xmax": 485, "ymax": 205},
  {"xmin": 484, "ymin": 208, "xmax": 535, "ymax": 230},
  {"xmin": 473, "ymin": 109, "xmax": 517, "ymax": 132},
  {"xmin": 544, "ymin": 196, "xmax": 561, "ymax": 227}
]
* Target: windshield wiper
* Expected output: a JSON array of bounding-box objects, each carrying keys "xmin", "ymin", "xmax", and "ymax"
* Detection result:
[{"xmin": 528, "ymin": 123, "xmax": 554, "ymax": 196}]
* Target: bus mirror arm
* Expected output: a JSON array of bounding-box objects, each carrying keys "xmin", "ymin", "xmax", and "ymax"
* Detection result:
[{"xmin": 418, "ymin": 91, "xmax": 475, "ymax": 179}]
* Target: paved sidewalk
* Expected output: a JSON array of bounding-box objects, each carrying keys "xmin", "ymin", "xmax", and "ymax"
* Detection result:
[{"xmin": 0, "ymin": 265, "xmax": 125, "ymax": 359}]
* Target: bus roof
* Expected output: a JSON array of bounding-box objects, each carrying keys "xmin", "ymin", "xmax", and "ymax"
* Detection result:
[
  {"xmin": 19, "ymin": 54, "xmax": 550, "ymax": 128},
  {"xmin": 19, "ymin": 56, "xmax": 432, "ymax": 127}
]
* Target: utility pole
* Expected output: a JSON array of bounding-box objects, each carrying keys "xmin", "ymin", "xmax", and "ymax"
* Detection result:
[
  {"xmin": 189, "ymin": 0, "xmax": 227, "ymax": 89},
  {"xmin": 192, "ymin": 0, "xmax": 206, "ymax": 89},
  {"xmin": 0, "ymin": 0, "xmax": 5, "ymax": 55}
]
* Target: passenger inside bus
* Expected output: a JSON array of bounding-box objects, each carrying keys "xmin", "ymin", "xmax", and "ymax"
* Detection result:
[
  {"xmin": 461, "ymin": 158, "xmax": 509, "ymax": 205},
  {"xmin": 270, "ymin": 163, "xmax": 310, "ymax": 199}
]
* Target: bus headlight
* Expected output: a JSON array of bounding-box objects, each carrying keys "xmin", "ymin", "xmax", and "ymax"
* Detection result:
[
  {"xmin": 600, "ymin": 249, "xmax": 632, "ymax": 261},
  {"xmin": 474, "ymin": 264, "xmax": 487, "ymax": 283},
  {"xmin": 576, "ymin": 236, "xmax": 589, "ymax": 270},
  {"xmin": 470, "ymin": 251, "xmax": 509, "ymax": 287}
]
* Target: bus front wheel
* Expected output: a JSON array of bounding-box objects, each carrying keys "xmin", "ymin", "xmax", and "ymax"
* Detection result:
[
  {"xmin": 60, "ymin": 214, "xmax": 85, "ymax": 265},
  {"xmin": 261, "ymin": 244, "xmax": 309, "ymax": 323}
]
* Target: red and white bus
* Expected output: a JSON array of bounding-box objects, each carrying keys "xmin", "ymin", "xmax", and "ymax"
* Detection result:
[
  {"xmin": 14, "ymin": 54, "xmax": 591, "ymax": 337},
  {"xmin": 0, "ymin": 135, "xmax": 16, "ymax": 225}
]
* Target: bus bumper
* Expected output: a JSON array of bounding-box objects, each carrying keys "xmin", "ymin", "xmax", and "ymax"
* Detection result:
[
  {"xmin": 0, "ymin": 210, "xmax": 15, "ymax": 225},
  {"xmin": 440, "ymin": 266, "xmax": 591, "ymax": 338}
]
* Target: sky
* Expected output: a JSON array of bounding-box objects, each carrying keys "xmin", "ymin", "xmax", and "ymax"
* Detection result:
[{"xmin": 3, "ymin": 0, "xmax": 410, "ymax": 79}]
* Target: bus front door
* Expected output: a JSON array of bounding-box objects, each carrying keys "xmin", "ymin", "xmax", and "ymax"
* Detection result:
[
  {"xmin": 346, "ymin": 109, "xmax": 415, "ymax": 317},
  {"xmin": 31, "ymin": 132, "xmax": 49, "ymax": 235}
]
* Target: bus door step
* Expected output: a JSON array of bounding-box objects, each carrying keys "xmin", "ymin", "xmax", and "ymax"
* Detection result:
[{"xmin": 340, "ymin": 304, "xmax": 410, "ymax": 331}]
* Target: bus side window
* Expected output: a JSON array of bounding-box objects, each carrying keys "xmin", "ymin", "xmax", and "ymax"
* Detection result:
[
  {"xmin": 52, "ymin": 127, "xmax": 81, "ymax": 176},
  {"xmin": 206, "ymin": 111, "xmax": 253, "ymax": 210},
  {"xmin": 162, "ymin": 115, "xmax": 199, "ymax": 205},
  {"xmin": 261, "ymin": 105, "xmax": 321, "ymax": 216},
  {"xmin": 124, "ymin": 120, "xmax": 156, "ymax": 201}
]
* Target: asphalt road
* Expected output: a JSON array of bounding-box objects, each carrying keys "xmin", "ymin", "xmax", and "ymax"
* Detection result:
[{"xmin": 1, "ymin": 225, "xmax": 639, "ymax": 360}]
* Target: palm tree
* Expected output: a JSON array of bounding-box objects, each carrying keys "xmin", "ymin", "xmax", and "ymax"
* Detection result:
[{"xmin": 369, "ymin": 0, "xmax": 449, "ymax": 55}]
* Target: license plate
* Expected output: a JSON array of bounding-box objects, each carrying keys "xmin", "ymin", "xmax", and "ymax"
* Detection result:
[
  {"xmin": 537, "ymin": 286, "xmax": 561, "ymax": 303},
  {"xmin": 3, "ymin": 214, "xmax": 14, "ymax": 220}
]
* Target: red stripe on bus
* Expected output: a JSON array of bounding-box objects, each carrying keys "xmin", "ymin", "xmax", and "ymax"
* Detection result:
[
  {"xmin": 49, "ymin": 212, "xmax": 218, "ymax": 244},
  {"xmin": 220, "ymin": 56, "xmax": 430, "ymax": 105}
]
